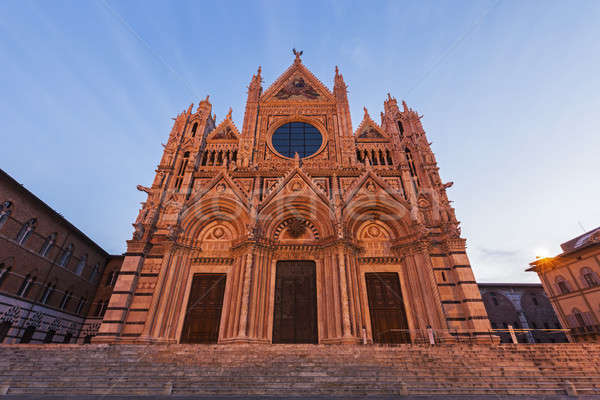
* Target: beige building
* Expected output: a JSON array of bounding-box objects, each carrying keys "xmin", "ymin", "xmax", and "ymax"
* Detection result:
[{"xmin": 528, "ymin": 226, "xmax": 600, "ymax": 342}]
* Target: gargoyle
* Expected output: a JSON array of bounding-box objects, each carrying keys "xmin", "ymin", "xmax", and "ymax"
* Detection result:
[{"xmin": 137, "ymin": 185, "xmax": 151, "ymax": 194}]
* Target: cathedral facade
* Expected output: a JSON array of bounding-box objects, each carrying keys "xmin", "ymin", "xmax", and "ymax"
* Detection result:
[{"xmin": 97, "ymin": 53, "xmax": 491, "ymax": 345}]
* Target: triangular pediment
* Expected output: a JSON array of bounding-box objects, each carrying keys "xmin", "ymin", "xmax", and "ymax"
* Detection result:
[
  {"xmin": 354, "ymin": 108, "xmax": 389, "ymax": 142},
  {"xmin": 342, "ymin": 169, "xmax": 408, "ymax": 210},
  {"xmin": 186, "ymin": 170, "xmax": 249, "ymax": 208},
  {"xmin": 261, "ymin": 60, "xmax": 335, "ymax": 103},
  {"xmin": 206, "ymin": 113, "xmax": 240, "ymax": 143},
  {"xmin": 258, "ymin": 167, "xmax": 330, "ymax": 212}
]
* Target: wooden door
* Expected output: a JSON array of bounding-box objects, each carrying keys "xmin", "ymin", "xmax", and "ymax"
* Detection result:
[
  {"xmin": 366, "ymin": 272, "xmax": 410, "ymax": 343},
  {"xmin": 180, "ymin": 273, "xmax": 226, "ymax": 343},
  {"xmin": 273, "ymin": 261, "xmax": 318, "ymax": 343}
]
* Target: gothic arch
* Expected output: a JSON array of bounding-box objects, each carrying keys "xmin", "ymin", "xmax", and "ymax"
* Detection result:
[
  {"xmin": 344, "ymin": 197, "xmax": 410, "ymax": 241},
  {"xmin": 258, "ymin": 193, "xmax": 335, "ymax": 240},
  {"xmin": 179, "ymin": 196, "xmax": 249, "ymax": 246},
  {"xmin": 273, "ymin": 218, "xmax": 320, "ymax": 241}
]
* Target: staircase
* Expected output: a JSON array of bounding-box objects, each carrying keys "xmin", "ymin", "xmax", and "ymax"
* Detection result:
[{"xmin": 1, "ymin": 343, "xmax": 600, "ymax": 397}]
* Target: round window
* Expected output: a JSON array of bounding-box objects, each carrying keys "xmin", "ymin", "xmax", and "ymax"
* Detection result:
[{"xmin": 271, "ymin": 122, "xmax": 323, "ymax": 158}]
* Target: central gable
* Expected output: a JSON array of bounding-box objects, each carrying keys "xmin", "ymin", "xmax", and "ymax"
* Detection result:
[{"xmin": 260, "ymin": 59, "xmax": 335, "ymax": 104}]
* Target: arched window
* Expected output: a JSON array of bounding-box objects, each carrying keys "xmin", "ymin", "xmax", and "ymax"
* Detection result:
[
  {"xmin": 17, "ymin": 274, "xmax": 36, "ymax": 297},
  {"xmin": 58, "ymin": 244, "xmax": 73, "ymax": 267},
  {"xmin": 573, "ymin": 308, "xmax": 585, "ymax": 327},
  {"xmin": 89, "ymin": 263, "xmax": 100, "ymax": 283},
  {"xmin": 39, "ymin": 233, "xmax": 56, "ymax": 257},
  {"xmin": 405, "ymin": 148, "xmax": 417, "ymax": 177},
  {"xmin": 75, "ymin": 297, "xmax": 86, "ymax": 314},
  {"xmin": 397, "ymin": 120, "xmax": 404, "ymax": 137},
  {"xmin": 0, "ymin": 263, "xmax": 11, "ymax": 288},
  {"xmin": 174, "ymin": 152, "xmax": 189, "ymax": 192},
  {"xmin": 16, "ymin": 218, "xmax": 37, "ymax": 245},
  {"xmin": 191, "ymin": 122, "xmax": 198, "ymax": 137},
  {"xmin": 95, "ymin": 299, "xmax": 108, "ymax": 317},
  {"xmin": 581, "ymin": 267, "xmax": 599, "ymax": 288},
  {"xmin": 0, "ymin": 201, "xmax": 13, "ymax": 229},
  {"xmin": 555, "ymin": 276, "xmax": 572, "ymax": 295},
  {"xmin": 75, "ymin": 254, "xmax": 87, "ymax": 276},
  {"xmin": 59, "ymin": 291, "xmax": 72, "ymax": 310},
  {"xmin": 105, "ymin": 270, "xmax": 118, "ymax": 287},
  {"xmin": 39, "ymin": 282, "xmax": 55, "ymax": 304}
]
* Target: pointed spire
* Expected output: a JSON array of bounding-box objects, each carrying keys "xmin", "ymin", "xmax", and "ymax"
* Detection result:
[
  {"xmin": 402, "ymin": 100, "xmax": 409, "ymax": 112},
  {"xmin": 334, "ymin": 65, "xmax": 346, "ymax": 91},
  {"xmin": 197, "ymin": 95, "xmax": 212, "ymax": 114},
  {"xmin": 226, "ymin": 107, "xmax": 232, "ymax": 120},
  {"xmin": 248, "ymin": 66, "xmax": 263, "ymax": 102}
]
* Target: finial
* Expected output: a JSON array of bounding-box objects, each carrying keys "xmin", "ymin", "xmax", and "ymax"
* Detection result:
[
  {"xmin": 292, "ymin": 48, "xmax": 303, "ymax": 62},
  {"xmin": 205, "ymin": 95, "xmax": 210, "ymax": 101},
  {"xmin": 335, "ymin": 65, "xmax": 339, "ymax": 75},
  {"xmin": 227, "ymin": 107, "xmax": 232, "ymax": 119},
  {"xmin": 212, "ymin": 113, "xmax": 216, "ymax": 121},
  {"xmin": 402, "ymin": 100, "xmax": 408, "ymax": 112},
  {"xmin": 294, "ymin": 152, "xmax": 301, "ymax": 167},
  {"xmin": 257, "ymin": 66, "xmax": 262, "ymax": 76},
  {"xmin": 363, "ymin": 106, "xmax": 369, "ymax": 118},
  {"xmin": 387, "ymin": 93, "xmax": 392, "ymax": 101}
]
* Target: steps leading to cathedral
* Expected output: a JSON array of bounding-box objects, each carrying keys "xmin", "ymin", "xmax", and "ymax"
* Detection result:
[{"xmin": 1, "ymin": 344, "xmax": 599, "ymax": 396}]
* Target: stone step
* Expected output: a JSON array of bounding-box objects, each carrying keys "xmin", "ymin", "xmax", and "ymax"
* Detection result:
[{"xmin": 1, "ymin": 343, "xmax": 599, "ymax": 396}]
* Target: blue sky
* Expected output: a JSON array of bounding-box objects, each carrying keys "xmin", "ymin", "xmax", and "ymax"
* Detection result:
[{"xmin": 1, "ymin": 1, "xmax": 599, "ymax": 282}]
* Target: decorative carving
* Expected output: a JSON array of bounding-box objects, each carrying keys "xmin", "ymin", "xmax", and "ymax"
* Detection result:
[
  {"xmin": 287, "ymin": 218, "xmax": 307, "ymax": 237},
  {"xmin": 358, "ymin": 128, "xmax": 385, "ymax": 139},
  {"xmin": 275, "ymin": 77, "xmax": 319, "ymax": 100},
  {"xmin": 167, "ymin": 224, "xmax": 182, "ymax": 241},
  {"xmin": 132, "ymin": 222, "xmax": 144, "ymax": 240},
  {"xmin": 136, "ymin": 185, "xmax": 151, "ymax": 194},
  {"xmin": 0, "ymin": 306, "xmax": 21, "ymax": 323},
  {"xmin": 213, "ymin": 227, "xmax": 225, "ymax": 239},
  {"xmin": 291, "ymin": 180, "xmax": 303, "ymax": 192}
]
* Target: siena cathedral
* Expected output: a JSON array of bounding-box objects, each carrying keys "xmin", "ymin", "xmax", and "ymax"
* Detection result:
[{"xmin": 97, "ymin": 52, "xmax": 492, "ymax": 345}]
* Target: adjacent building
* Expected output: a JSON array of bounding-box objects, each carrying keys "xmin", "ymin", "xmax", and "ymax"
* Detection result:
[
  {"xmin": 479, "ymin": 283, "xmax": 567, "ymax": 343},
  {"xmin": 528, "ymin": 227, "xmax": 600, "ymax": 342},
  {"xmin": 0, "ymin": 169, "xmax": 120, "ymax": 343},
  {"xmin": 97, "ymin": 52, "xmax": 492, "ymax": 345}
]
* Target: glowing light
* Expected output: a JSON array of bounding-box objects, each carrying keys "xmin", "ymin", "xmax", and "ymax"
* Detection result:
[{"xmin": 534, "ymin": 247, "xmax": 550, "ymax": 258}]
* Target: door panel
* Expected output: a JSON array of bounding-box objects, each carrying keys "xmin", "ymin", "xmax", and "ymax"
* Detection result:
[
  {"xmin": 366, "ymin": 272, "xmax": 410, "ymax": 343},
  {"xmin": 180, "ymin": 273, "xmax": 226, "ymax": 343},
  {"xmin": 273, "ymin": 261, "xmax": 317, "ymax": 343}
]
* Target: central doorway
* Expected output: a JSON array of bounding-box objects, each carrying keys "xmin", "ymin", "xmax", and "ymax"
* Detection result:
[
  {"xmin": 180, "ymin": 273, "xmax": 226, "ymax": 343},
  {"xmin": 272, "ymin": 260, "xmax": 318, "ymax": 343}
]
